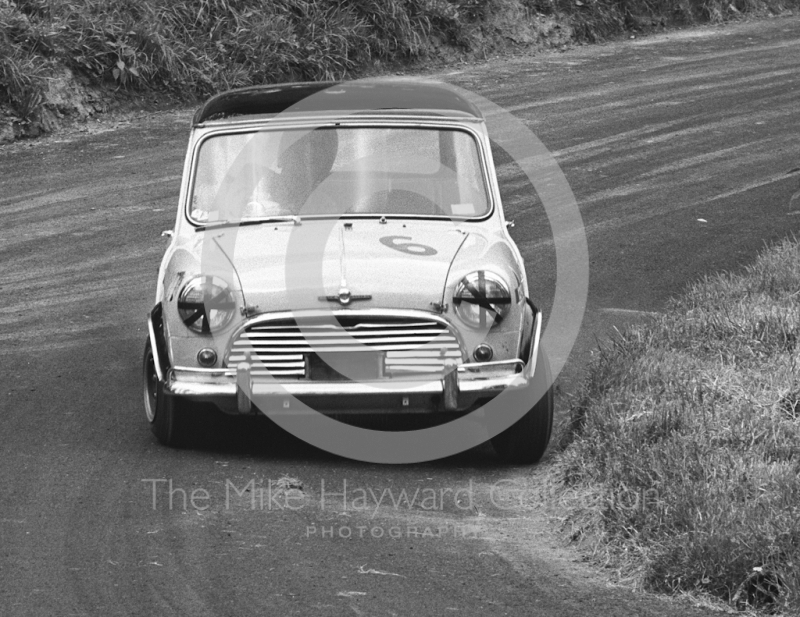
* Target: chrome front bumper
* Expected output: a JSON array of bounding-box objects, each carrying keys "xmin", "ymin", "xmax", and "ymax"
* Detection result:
[{"xmin": 158, "ymin": 312, "xmax": 542, "ymax": 416}]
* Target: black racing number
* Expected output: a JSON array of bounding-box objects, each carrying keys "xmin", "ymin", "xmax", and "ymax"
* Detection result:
[{"xmin": 379, "ymin": 235, "xmax": 437, "ymax": 256}]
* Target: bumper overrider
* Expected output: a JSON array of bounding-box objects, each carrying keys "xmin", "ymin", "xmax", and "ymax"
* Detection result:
[{"xmin": 149, "ymin": 309, "xmax": 542, "ymax": 416}]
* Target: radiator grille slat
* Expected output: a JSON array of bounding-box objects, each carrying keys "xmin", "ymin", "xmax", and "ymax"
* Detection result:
[{"xmin": 227, "ymin": 317, "xmax": 463, "ymax": 379}]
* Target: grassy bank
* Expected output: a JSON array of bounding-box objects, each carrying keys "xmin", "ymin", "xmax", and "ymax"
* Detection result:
[
  {"xmin": 553, "ymin": 236, "xmax": 800, "ymax": 613},
  {"xmin": 1, "ymin": 0, "xmax": 798, "ymax": 139}
]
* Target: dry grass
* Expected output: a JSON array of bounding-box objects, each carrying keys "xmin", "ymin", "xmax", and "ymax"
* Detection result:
[
  {"xmin": 0, "ymin": 0, "xmax": 488, "ymax": 119},
  {"xmin": 553, "ymin": 237, "xmax": 800, "ymax": 613},
  {"xmin": 3, "ymin": 0, "xmax": 798, "ymax": 131}
]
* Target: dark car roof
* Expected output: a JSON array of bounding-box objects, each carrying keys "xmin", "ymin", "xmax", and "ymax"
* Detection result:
[{"xmin": 192, "ymin": 81, "xmax": 483, "ymax": 126}]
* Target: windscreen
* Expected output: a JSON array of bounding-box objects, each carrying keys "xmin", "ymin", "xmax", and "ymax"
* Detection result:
[{"xmin": 189, "ymin": 126, "xmax": 490, "ymax": 223}]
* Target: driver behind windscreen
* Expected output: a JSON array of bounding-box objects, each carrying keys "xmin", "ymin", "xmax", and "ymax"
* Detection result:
[{"xmin": 247, "ymin": 128, "xmax": 339, "ymax": 217}]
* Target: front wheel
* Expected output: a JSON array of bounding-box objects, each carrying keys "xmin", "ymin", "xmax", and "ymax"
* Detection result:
[
  {"xmin": 143, "ymin": 338, "xmax": 190, "ymax": 447},
  {"xmin": 491, "ymin": 347, "xmax": 554, "ymax": 464}
]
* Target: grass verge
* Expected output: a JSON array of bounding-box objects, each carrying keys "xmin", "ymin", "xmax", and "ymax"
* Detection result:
[{"xmin": 552, "ymin": 236, "xmax": 800, "ymax": 614}]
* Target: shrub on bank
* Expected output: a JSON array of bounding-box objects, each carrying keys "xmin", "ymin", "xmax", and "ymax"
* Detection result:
[
  {"xmin": 0, "ymin": 0, "xmax": 464, "ymax": 127},
  {"xmin": 556, "ymin": 237, "xmax": 800, "ymax": 613},
  {"xmin": 1, "ymin": 0, "xmax": 798, "ymax": 135}
]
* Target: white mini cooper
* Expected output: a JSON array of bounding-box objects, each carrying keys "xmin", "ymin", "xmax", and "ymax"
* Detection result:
[{"xmin": 143, "ymin": 80, "xmax": 553, "ymax": 463}]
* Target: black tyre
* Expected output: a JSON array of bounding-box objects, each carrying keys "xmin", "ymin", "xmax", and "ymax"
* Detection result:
[
  {"xmin": 143, "ymin": 338, "xmax": 191, "ymax": 447},
  {"xmin": 491, "ymin": 347, "xmax": 554, "ymax": 464}
]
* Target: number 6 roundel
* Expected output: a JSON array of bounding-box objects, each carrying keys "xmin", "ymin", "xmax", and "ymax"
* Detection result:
[{"xmin": 379, "ymin": 235, "xmax": 438, "ymax": 256}]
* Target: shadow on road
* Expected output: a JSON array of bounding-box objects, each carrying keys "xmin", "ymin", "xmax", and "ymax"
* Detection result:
[{"xmin": 186, "ymin": 412, "xmax": 510, "ymax": 470}]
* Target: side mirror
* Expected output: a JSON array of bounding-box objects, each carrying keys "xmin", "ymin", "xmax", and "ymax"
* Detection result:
[
  {"xmin": 161, "ymin": 230, "xmax": 174, "ymax": 239},
  {"xmin": 505, "ymin": 220, "xmax": 515, "ymax": 229}
]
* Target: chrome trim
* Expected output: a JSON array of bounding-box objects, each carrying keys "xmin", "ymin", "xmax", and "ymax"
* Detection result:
[
  {"xmin": 241, "ymin": 328, "xmax": 451, "ymax": 338},
  {"xmin": 170, "ymin": 381, "xmax": 236, "ymax": 397},
  {"xmin": 319, "ymin": 292, "xmax": 372, "ymax": 305},
  {"xmin": 198, "ymin": 114, "xmax": 486, "ymax": 129},
  {"xmin": 237, "ymin": 362, "xmax": 252, "ymax": 414},
  {"xmin": 443, "ymin": 362, "xmax": 458, "ymax": 411},
  {"xmin": 147, "ymin": 315, "xmax": 164, "ymax": 383},
  {"xmin": 223, "ymin": 309, "xmax": 468, "ymax": 366},
  {"xmin": 167, "ymin": 371, "xmax": 524, "ymax": 399},
  {"xmin": 167, "ymin": 357, "xmax": 532, "ymax": 400},
  {"xmin": 524, "ymin": 310, "xmax": 543, "ymax": 381},
  {"xmin": 165, "ymin": 310, "xmax": 542, "ymax": 403},
  {"xmin": 457, "ymin": 359, "xmax": 524, "ymax": 373},
  {"xmin": 169, "ymin": 366, "xmax": 236, "ymax": 375},
  {"xmin": 231, "ymin": 343, "xmax": 461, "ymax": 353}
]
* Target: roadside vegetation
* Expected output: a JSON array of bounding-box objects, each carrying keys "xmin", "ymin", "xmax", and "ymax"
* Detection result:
[
  {"xmin": 552, "ymin": 236, "xmax": 800, "ymax": 614},
  {"xmin": 1, "ymin": 0, "xmax": 798, "ymax": 139}
]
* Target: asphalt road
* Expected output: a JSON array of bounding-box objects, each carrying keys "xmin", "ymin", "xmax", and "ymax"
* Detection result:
[{"xmin": 2, "ymin": 16, "xmax": 799, "ymax": 617}]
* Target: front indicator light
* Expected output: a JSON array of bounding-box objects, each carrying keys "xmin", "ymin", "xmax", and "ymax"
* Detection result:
[
  {"xmin": 453, "ymin": 271, "xmax": 511, "ymax": 328},
  {"xmin": 197, "ymin": 348, "xmax": 218, "ymax": 367},
  {"xmin": 473, "ymin": 344, "xmax": 494, "ymax": 362}
]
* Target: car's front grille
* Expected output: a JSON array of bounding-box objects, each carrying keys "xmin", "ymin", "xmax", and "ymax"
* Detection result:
[{"xmin": 226, "ymin": 315, "xmax": 464, "ymax": 379}]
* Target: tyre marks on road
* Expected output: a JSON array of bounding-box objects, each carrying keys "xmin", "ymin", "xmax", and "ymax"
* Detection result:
[
  {"xmin": 0, "ymin": 174, "xmax": 181, "ymax": 216},
  {"xmin": 484, "ymin": 19, "xmax": 800, "ymax": 259}
]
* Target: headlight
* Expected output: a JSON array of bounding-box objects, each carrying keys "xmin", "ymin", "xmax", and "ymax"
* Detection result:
[
  {"xmin": 453, "ymin": 271, "xmax": 511, "ymax": 328},
  {"xmin": 177, "ymin": 276, "xmax": 236, "ymax": 334}
]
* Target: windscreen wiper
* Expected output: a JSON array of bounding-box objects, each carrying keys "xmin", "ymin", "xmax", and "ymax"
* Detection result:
[{"xmin": 195, "ymin": 216, "xmax": 301, "ymax": 231}]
